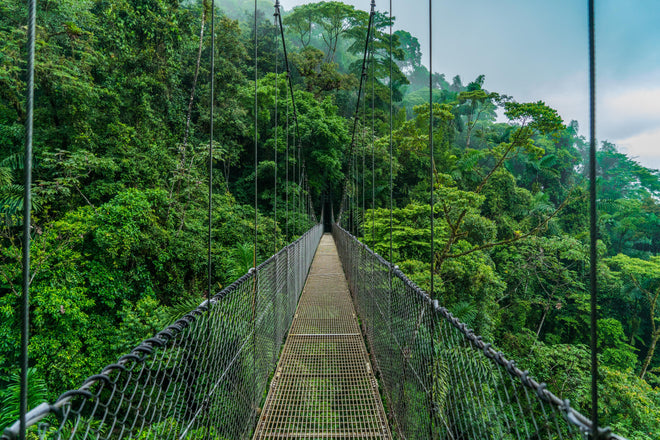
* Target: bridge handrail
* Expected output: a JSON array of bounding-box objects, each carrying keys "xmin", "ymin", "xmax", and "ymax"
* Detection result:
[
  {"xmin": 332, "ymin": 222, "xmax": 626, "ymax": 440},
  {"xmin": 2, "ymin": 223, "xmax": 324, "ymax": 440}
]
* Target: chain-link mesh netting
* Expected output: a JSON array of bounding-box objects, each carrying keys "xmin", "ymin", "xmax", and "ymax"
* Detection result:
[
  {"xmin": 2, "ymin": 224, "xmax": 323, "ymax": 440},
  {"xmin": 253, "ymin": 235, "xmax": 391, "ymax": 439},
  {"xmin": 332, "ymin": 223, "xmax": 625, "ymax": 440}
]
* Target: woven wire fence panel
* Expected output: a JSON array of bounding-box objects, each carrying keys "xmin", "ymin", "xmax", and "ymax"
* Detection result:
[
  {"xmin": 332, "ymin": 223, "xmax": 626, "ymax": 440},
  {"xmin": 253, "ymin": 235, "xmax": 391, "ymax": 439},
  {"xmin": 3, "ymin": 224, "xmax": 323, "ymax": 440}
]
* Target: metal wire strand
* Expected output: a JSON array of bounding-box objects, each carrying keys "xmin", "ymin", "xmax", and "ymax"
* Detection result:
[
  {"xmin": 3, "ymin": 226, "xmax": 323, "ymax": 440},
  {"xmin": 428, "ymin": 0, "xmax": 435, "ymax": 298},
  {"xmin": 337, "ymin": 0, "xmax": 376, "ymax": 222},
  {"xmin": 206, "ymin": 1, "xmax": 216, "ymax": 437},
  {"xmin": 588, "ymin": 0, "xmax": 600, "ymax": 436},
  {"xmin": 331, "ymin": 224, "xmax": 621, "ymax": 440},
  {"xmin": 273, "ymin": 3, "xmax": 279, "ymax": 254},
  {"xmin": 20, "ymin": 0, "xmax": 37, "ymax": 438}
]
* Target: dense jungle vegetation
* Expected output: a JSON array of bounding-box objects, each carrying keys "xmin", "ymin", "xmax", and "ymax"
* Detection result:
[{"xmin": 1, "ymin": 0, "xmax": 659, "ymax": 437}]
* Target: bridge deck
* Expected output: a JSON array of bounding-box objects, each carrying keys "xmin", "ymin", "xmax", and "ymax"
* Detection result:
[{"xmin": 253, "ymin": 233, "xmax": 391, "ymax": 439}]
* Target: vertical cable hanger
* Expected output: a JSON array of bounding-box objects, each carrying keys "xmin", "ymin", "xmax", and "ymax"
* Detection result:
[
  {"xmin": 207, "ymin": 0, "xmax": 215, "ymax": 318},
  {"xmin": 388, "ymin": 0, "xmax": 393, "ymax": 265},
  {"xmin": 337, "ymin": 0, "xmax": 376, "ymax": 222},
  {"xmin": 291, "ymin": 124, "xmax": 296, "ymax": 234},
  {"xmin": 273, "ymin": 5, "xmax": 279, "ymax": 254},
  {"xmin": 297, "ymin": 137, "xmax": 302, "ymax": 227},
  {"xmin": 588, "ymin": 0, "xmax": 600, "ymax": 437},
  {"xmin": 205, "ymin": 1, "xmax": 215, "ymax": 436},
  {"xmin": 253, "ymin": 0, "xmax": 259, "ymax": 272},
  {"xmin": 20, "ymin": 0, "xmax": 37, "ymax": 438},
  {"xmin": 428, "ymin": 1, "xmax": 436, "ymax": 432},
  {"xmin": 371, "ymin": 22, "xmax": 376, "ymax": 248},
  {"xmin": 362, "ymin": 86, "xmax": 366, "ymax": 239},
  {"xmin": 428, "ymin": 0, "xmax": 434, "ymax": 297},
  {"xmin": 274, "ymin": 2, "xmax": 303, "ymax": 236},
  {"xmin": 285, "ymin": 83, "xmax": 289, "ymax": 242},
  {"xmin": 251, "ymin": 2, "xmax": 259, "ymax": 403},
  {"xmin": 360, "ymin": 84, "xmax": 368, "ymax": 242}
]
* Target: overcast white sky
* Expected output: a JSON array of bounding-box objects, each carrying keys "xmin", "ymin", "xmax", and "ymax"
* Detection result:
[{"xmin": 279, "ymin": 0, "xmax": 660, "ymax": 170}]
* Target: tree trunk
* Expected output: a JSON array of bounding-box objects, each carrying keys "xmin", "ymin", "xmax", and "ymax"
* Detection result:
[
  {"xmin": 640, "ymin": 330, "xmax": 660, "ymax": 380},
  {"xmin": 168, "ymin": 2, "xmax": 208, "ymax": 212}
]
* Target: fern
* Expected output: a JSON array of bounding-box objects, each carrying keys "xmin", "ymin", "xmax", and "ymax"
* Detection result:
[
  {"xmin": 0, "ymin": 368, "xmax": 48, "ymax": 431},
  {"xmin": 229, "ymin": 242, "xmax": 255, "ymax": 281}
]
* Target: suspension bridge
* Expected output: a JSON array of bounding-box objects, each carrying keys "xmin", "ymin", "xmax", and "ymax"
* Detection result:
[{"xmin": 4, "ymin": 0, "xmax": 626, "ymax": 438}]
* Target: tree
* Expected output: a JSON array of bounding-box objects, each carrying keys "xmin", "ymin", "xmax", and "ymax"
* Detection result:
[
  {"xmin": 607, "ymin": 254, "xmax": 660, "ymax": 379},
  {"xmin": 394, "ymin": 30, "xmax": 422, "ymax": 75},
  {"xmin": 283, "ymin": 1, "xmax": 364, "ymax": 63}
]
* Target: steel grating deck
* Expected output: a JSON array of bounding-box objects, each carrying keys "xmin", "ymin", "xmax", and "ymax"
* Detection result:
[{"xmin": 253, "ymin": 234, "xmax": 392, "ymax": 439}]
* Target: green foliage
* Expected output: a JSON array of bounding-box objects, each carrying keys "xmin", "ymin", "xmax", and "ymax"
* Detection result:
[
  {"xmin": 0, "ymin": 368, "xmax": 48, "ymax": 431},
  {"xmin": 0, "ymin": 0, "xmax": 659, "ymax": 436}
]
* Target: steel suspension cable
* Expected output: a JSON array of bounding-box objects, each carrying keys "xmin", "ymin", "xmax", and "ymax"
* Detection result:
[
  {"xmin": 298, "ymin": 138, "xmax": 301, "ymax": 224},
  {"xmin": 275, "ymin": 1, "xmax": 312, "ymax": 231},
  {"xmin": 253, "ymin": 0, "xmax": 258, "ymax": 270},
  {"xmin": 251, "ymin": 3, "xmax": 259, "ymax": 407},
  {"xmin": 362, "ymin": 92, "xmax": 366, "ymax": 238},
  {"xmin": 588, "ymin": 0, "xmax": 600, "ymax": 437},
  {"xmin": 205, "ymin": 1, "xmax": 215, "ymax": 435},
  {"xmin": 285, "ymin": 84, "xmax": 289, "ymax": 242},
  {"xmin": 337, "ymin": 0, "xmax": 376, "ymax": 221},
  {"xmin": 428, "ymin": 0, "xmax": 437, "ymax": 434},
  {"xmin": 428, "ymin": 0, "xmax": 434, "ymax": 297},
  {"xmin": 274, "ymin": 2, "xmax": 301, "ymax": 147},
  {"xmin": 371, "ymin": 27, "xmax": 375, "ymax": 248},
  {"xmin": 20, "ymin": 0, "xmax": 37, "ymax": 438},
  {"xmin": 273, "ymin": 9, "xmax": 279, "ymax": 254}
]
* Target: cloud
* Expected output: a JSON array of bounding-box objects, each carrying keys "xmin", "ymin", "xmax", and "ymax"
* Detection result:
[
  {"xmin": 597, "ymin": 77, "xmax": 660, "ymax": 169},
  {"xmin": 602, "ymin": 85, "xmax": 660, "ymax": 137},
  {"xmin": 615, "ymin": 128, "xmax": 660, "ymax": 171}
]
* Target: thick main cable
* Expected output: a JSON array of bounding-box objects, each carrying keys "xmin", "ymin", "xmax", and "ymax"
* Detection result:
[
  {"xmin": 337, "ymin": 0, "xmax": 376, "ymax": 221},
  {"xmin": 275, "ymin": 2, "xmax": 301, "ymax": 156},
  {"xmin": 275, "ymin": 1, "xmax": 313, "ymax": 227}
]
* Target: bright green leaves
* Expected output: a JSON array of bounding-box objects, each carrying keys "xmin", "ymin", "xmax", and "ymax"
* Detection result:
[
  {"xmin": 0, "ymin": 368, "xmax": 48, "ymax": 431},
  {"xmin": 95, "ymin": 189, "xmax": 166, "ymax": 263},
  {"xmin": 496, "ymin": 101, "xmax": 565, "ymax": 163},
  {"xmin": 599, "ymin": 318, "xmax": 637, "ymax": 371},
  {"xmin": 503, "ymin": 100, "xmax": 564, "ymax": 135}
]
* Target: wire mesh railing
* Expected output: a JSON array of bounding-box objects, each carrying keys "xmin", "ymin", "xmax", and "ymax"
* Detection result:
[
  {"xmin": 2, "ymin": 223, "xmax": 323, "ymax": 440},
  {"xmin": 332, "ymin": 223, "xmax": 625, "ymax": 440}
]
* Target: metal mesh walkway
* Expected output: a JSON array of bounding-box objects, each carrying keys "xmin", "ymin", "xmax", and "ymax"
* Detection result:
[{"xmin": 253, "ymin": 234, "xmax": 392, "ymax": 439}]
